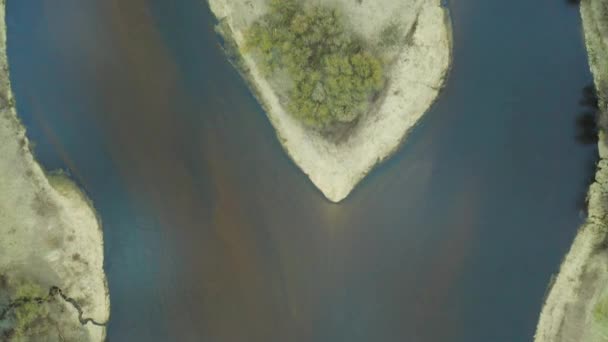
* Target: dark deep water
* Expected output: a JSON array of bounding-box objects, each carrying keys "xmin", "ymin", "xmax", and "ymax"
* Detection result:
[{"xmin": 5, "ymin": 0, "xmax": 599, "ymax": 341}]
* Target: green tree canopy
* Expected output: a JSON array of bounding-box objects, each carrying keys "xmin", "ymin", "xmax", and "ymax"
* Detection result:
[{"xmin": 245, "ymin": 0, "xmax": 384, "ymax": 129}]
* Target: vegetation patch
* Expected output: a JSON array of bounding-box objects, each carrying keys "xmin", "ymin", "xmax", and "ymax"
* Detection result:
[
  {"xmin": 0, "ymin": 279, "xmax": 55, "ymax": 341},
  {"xmin": 594, "ymin": 294, "xmax": 608, "ymax": 340},
  {"xmin": 11, "ymin": 282, "xmax": 52, "ymax": 338},
  {"xmin": 0, "ymin": 276, "xmax": 94, "ymax": 341},
  {"xmin": 244, "ymin": 0, "xmax": 384, "ymax": 129}
]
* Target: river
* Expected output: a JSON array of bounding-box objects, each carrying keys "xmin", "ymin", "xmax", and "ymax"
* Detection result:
[{"xmin": 5, "ymin": 0, "xmax": 598, "ymax": 341}]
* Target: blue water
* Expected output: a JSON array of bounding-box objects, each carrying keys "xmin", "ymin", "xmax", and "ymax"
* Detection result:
[{"xmin": 6, "ymin": 0, "xmax": 598, "ymax": 341}]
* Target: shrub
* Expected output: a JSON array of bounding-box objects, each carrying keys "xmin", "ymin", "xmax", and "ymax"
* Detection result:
[{"xmin": 244, "ymin": 0, "xmax": 384, "ymax": 129}]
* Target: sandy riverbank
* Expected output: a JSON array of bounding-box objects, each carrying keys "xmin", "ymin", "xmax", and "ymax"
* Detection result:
[
  {"xmin": 0, "ymin": 1, "xmax": 109, "ymax": 340},
  {"xmin": 207, "ymin": 0, "xmax": 452, "ymax": 202},
  {"xmin": 534, "ymin": 1, "xmax": 608, "ymax": 340}
]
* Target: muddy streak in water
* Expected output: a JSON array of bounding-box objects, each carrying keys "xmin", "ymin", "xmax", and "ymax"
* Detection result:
[{"xmin": 66, "ymin": 0, "xmax": 288, "ymax": 340}]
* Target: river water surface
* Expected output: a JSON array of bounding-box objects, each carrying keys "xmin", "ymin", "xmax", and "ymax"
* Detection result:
[{"xmin": 6, "ymin": 0, "xmax": 599, "ymax": 341}]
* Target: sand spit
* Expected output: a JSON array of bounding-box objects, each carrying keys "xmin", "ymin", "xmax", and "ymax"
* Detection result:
[
  {"xmin": 534, "ymin": 1, "xmax": 608, "ymax": 341},
  {"xmin": 207, "ymin": 0, "xmax": 452, "ymax": 202},
  {"xmin": 0, "ymin": 2, "xmax": 109, "ymax": 341}
]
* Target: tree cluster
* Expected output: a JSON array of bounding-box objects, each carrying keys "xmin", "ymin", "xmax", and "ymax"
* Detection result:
[{"xmin": 245, "ymin": 0, "xmax": 384, "ymax": 128}]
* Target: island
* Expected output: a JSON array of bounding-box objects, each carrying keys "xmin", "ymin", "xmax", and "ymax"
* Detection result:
[
  {"xmin": 0, "ymin": 2, "xmax": 109, "ymax": 341},
  {"xmin": 535, "ymin": 0, "xmax": 608, "ymax": 340},
  {"xmin": 208, "ymin": 0, "xmax": 452, "ymax": 202}
]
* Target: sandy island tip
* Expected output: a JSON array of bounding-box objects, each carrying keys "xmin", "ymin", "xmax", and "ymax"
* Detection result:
[{"xmin": 208, "ymin": 0, "xmax": 452, "ymax": 202}]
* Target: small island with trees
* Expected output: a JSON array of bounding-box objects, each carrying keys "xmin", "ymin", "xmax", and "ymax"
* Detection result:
[{"xmin": 209, "ymin": 0, "xmax": 452, "ymax": 202}]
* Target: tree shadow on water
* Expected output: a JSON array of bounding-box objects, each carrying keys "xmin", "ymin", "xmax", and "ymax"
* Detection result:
[
  {"xmin": 575, "ymin": 84, "xmax": 601, "ymax": 214},
  {"xmin": 576, "ymin": 84, "xmax": 600, "ymax": 145},
  {"xmin": 576, "ymin": 112, "xmax": 599, "ymax": 145}
]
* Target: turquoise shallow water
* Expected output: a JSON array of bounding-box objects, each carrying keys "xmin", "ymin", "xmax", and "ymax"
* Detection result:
[{"xmin": 5, "ymin": 0, "xmax": 599, "ymax": 340}]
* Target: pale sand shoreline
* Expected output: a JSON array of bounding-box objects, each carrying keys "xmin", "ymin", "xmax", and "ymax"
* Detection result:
[
  {"xmin": 208, "ymin": 0, "xmax": 453, "ymax": 202},
  {"xmin": 0, "ymin": 1, "xmax": 109, "ymax": 340},
  {"xmin": 534, "ymin": 1, "xmax": 608, "ymax": 341}
]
